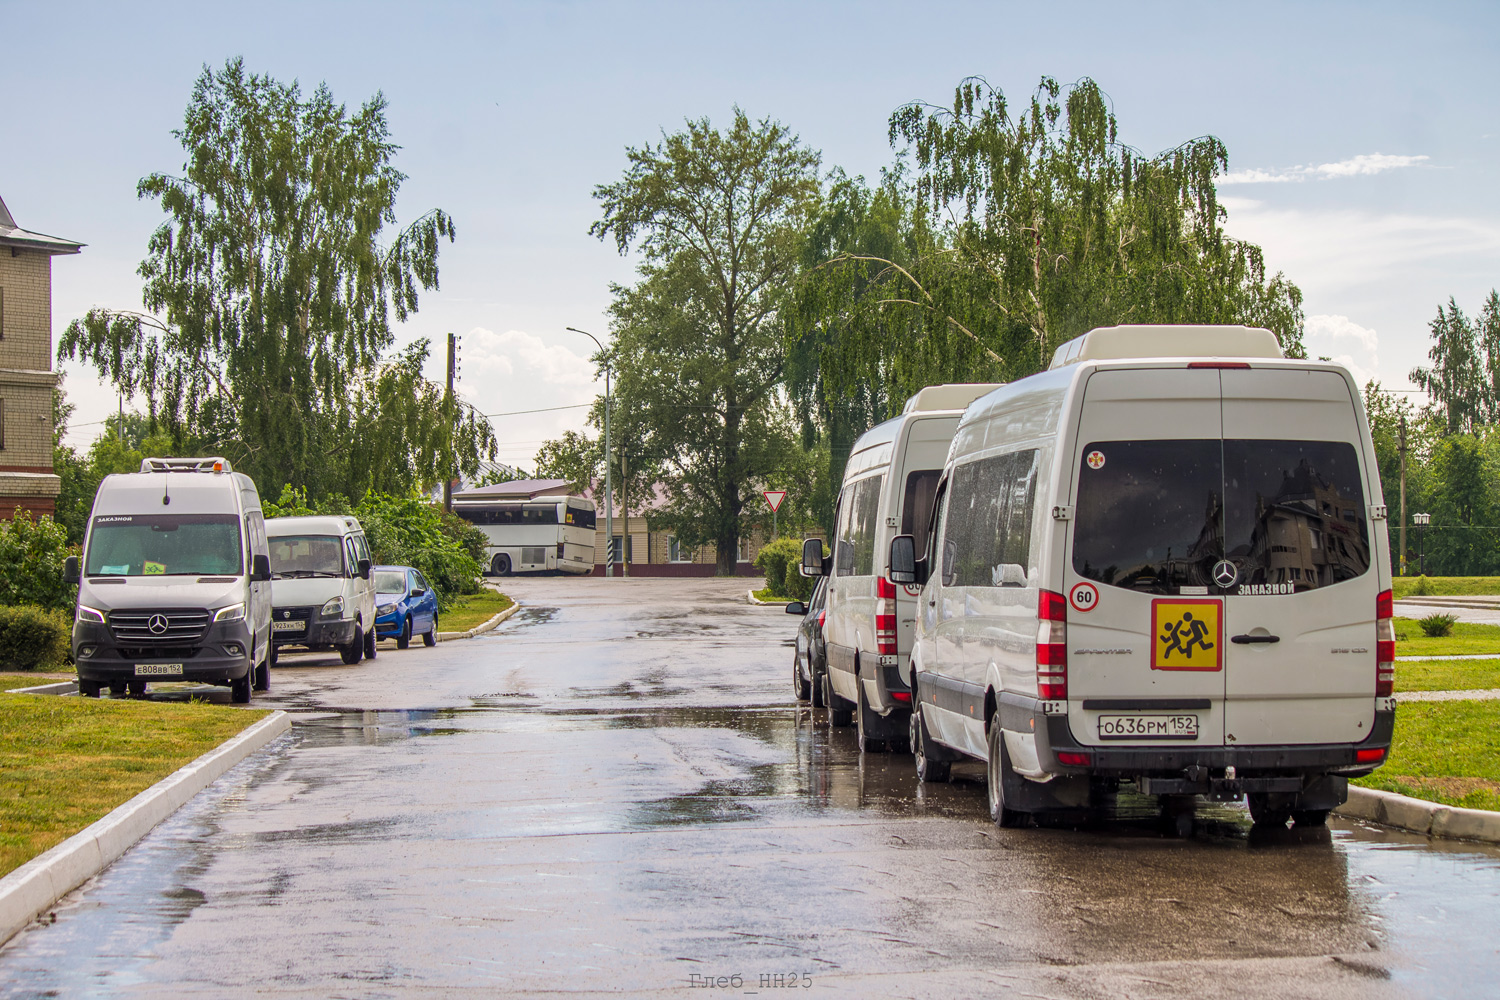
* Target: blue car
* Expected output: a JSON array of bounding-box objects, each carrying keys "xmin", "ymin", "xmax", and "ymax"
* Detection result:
[{"xmin": 373, "ymin": 565, "xmax": 440, "ymax": 649}]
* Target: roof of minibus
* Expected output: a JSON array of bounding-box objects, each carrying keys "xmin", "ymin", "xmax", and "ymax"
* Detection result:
[{"xmin": 92, "ymin": 471, "xmax": 246, "ymax": 516}]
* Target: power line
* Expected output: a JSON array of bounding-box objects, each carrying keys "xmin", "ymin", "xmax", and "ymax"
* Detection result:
[{"xmin": 481, "ymin": 403, "xmax": 592, "ymax": 417}]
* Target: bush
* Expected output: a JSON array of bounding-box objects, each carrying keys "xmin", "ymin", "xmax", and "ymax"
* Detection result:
[
  {"xmin": 1409, "ymin": 575, "xmax": 1433, "ymax": 597},
  {"xmin": 1419, "ymin": 612, "xmax": 1459, "ymax": 637},
  {"xmin": 753, "ymin": 537, "xmax": 803, "ymax": 597},
  {"xmin": 0, "ymin": 604, "xmax": 71, "ymax": 671},
  {"xmin": 0, "ymin": 511, "xmax": 78, "ymax": 612},
  {"xmin": 782, "ymin": 560, "xmax": 814, "ymax": 603},
  {"xmin": 353, "ymin": 492, "xmax": 483, "ymax": 609}
]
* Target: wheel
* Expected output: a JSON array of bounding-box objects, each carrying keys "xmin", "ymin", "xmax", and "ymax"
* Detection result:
[
  {"xmin": 824, "ymin": 670, "xmax": 852, "ymax": 727},
  {"xmin": 397, "ymin": 616, "xmax": 412, "ymax": 650},
  {"xmin": 109, "ymin": 679, "xmax": 128, "ymax": 697},
  {"xmin": 1247, "ymin": 793, "xmax": 1293, "ymax": 828},
  {"xmin": 987, "ymin": 722, "xmax": 1026, "ymax": 828},
  {"xmin": 128, "ymin": 679, "xmax": 148, "ymax": 698},
  {"xmin": 231, "ymin": 668, "xmax": 252, "ymax": 704},
  {"xmin": 911, "ymin": 701, "xmax": 950, "ymax": 783},
  {"xmin": 792, "ymin": 653, "xmax": 811, "ymax": 702},
  {"xmin": 78, "ymin": 679, "xmax": 102, "ymax": 698},
  {"xmin": 1292, "ymin": 808, "xmax": 1331, "ymax": 828},
  {"xmin": 492, "ymin": 553, "xmax": 512, "ymax": 576},
  {"xmin": 423, "ymin": 614, "xmax": 437, "ymax": 646},
  {"xmin": 364, "ymin": 625, "xmax": 378, "ymax": 660},
  {"xmin": 253, "ymin": 653, "xmax": 270, "ymax": 692},
  {"xmin": 340, "ymin": 625, "xmax": 364, "ymax": 665},
  {"xmin": 269, "ymin": 644, "xmax": 279, "ymax": 666},
  {"xmin": 856, "ymin": 679, "xmax": 888, "ymax": 753},
  {"xmin": 810, "ymin": 666, "xmax": 825, "ymax": 707}
]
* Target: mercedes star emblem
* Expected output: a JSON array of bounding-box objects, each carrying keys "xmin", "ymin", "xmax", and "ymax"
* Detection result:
[
  {"xmin": 1212, "ymin": 560, "xmax": 1239, "ymax": 589},
  {"xmin": 147, "ymin": 614, "xmax": 170, "ymax": 634}
]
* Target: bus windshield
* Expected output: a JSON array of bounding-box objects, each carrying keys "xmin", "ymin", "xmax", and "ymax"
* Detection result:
[{"xmin": 86, "ymin": 515, "xmax": 243, "ymax": 577}]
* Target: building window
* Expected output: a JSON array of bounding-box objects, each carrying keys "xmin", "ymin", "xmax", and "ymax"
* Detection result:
[
  {"xmin": 609, "ymin": 536, "xmax": 631, "ymax": 564},
  {"xmin": 669, "ymin": 536, "xmax": 694, "ymax": 562}
]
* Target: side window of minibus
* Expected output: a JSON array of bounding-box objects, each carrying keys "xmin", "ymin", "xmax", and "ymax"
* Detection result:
[
  {"xmin": 933, "ymin": 484, "xmax": 958, "ymax": 588},
  {"xmin": 834, "ymin": 486, "xmax": 857, "ymax": 576},
  {"xmin": 344, "ymin": 537, "xmax": 358, "ymax": 577}
]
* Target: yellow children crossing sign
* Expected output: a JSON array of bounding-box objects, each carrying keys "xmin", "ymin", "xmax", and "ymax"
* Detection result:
[{"xmin": 1151, "ymin": 599, "xmax": 1223, "ymax": 671}]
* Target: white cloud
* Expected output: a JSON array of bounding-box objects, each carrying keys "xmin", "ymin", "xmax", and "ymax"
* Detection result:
[
  {"xmin": 461, "ymin": 326, "xmax": 597, "ymax": 387},
  {"xmin": 1304, "ymin": 314, "xmax": 1379, "ymax": 385},
  {"xmin": 1220, "ymin": 153, "xmax": 1429, "ymax": 185}
]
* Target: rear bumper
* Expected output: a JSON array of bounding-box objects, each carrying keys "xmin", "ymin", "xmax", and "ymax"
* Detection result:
[{"xmin": 998, "ymin": 691, "xmax": 1394, "ymax": 785}]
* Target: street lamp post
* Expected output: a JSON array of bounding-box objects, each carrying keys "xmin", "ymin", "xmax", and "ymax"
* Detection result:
[
  {"xmin": 1413, "ymin": 512, "xmax": 1431, "ymax": 577},
  {"xmin": 568, "ymin": 327, "xmax": 612, "ymax": 578}
]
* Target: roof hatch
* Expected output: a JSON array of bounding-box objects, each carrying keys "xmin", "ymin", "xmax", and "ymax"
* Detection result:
[{"xmin": 1048, "ymin": 325, "xmax": 1285, "ymax": 370}]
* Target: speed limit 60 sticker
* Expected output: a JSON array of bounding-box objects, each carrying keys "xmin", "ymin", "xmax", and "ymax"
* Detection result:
[{"xmin": 1069, "ymin": 582, "xmax": 1099, "ymax": 613}]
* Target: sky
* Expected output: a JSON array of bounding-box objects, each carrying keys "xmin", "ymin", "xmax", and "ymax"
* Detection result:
[{"xmin": 3, "ymin": 0, "xmax": 1497, "ymax": 466}]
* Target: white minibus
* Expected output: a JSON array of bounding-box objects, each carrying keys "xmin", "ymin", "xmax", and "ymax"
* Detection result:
[{"xmin": 888, "ymin": 326, "xmax": 1394, "ymax": 831}]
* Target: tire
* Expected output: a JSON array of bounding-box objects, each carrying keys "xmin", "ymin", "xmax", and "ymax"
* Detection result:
[
  {"xmin": 809, "ymin": 667, "xmax": 826, "ymax": 708},
  {"xmin": 109, "ymin": 680, "xmax": 128, "ymax": 697},
  {"xmin": 856, "ymin": 679, "xmax": 888, "ymax": 754},
  {"xmin": 1247, "ymin": 793, "xmax": 1293, "ymax": 828},
  {"xmin": 340, "ymin": 625, "xmax": 364, "ymax": 665},
  {"xmin": 824, "ymin": 670, "xmax": 852, "ymax": 728},
  {"xmin": 987, "ymin": 722, "xmax": 1025, "ymax": 828},
  {"xmin": 911, "ymin": 701, "xmax": 950, "ymax": 783},
  {"xmin": 231, "ymin": 668, "xmax": 252, "ymax": 704},
  {"xmin": 253, "ymin": 652, "xmax": 270, "ymax": 692},
  {"xmin": 128, "ymin": 679, "xmax": 148, "ymax": 698},
  {"xmin": 270, "ymin": 644, "xmax": 279, "ymax": 666},
  {"xmin": 1292, "ymin": 808, "xmax": 1331, "ymax": 828},
  {"xmin": 78, "ymin": 679, "xmax": 102, "ymax": 698},
  {"xmin": 423, "ymin": 614, "xmax": 437, "ymax": 646},
  {"xmin": 364, "ymin": 625, "xmax": 377, "ymax": 660},
  {"xmin": 397, "ymin": 617, "xmax": 412, "ymax": 650},
  {"xmin": 792, "ymin": 653, "xmax": 810, "ymax": 702},
  {"xmin": 492, "ymin": 553, "xmax": 512, "ymax": 577}
]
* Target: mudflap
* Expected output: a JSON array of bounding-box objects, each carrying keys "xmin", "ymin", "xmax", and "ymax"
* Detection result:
[
  {"xmin": 1001, "ymin": 741, "xmax": 1092, "ymax": 813},
  {"xmin": 1245, "ymin": 775, "xmax": 1349, "ymax": 815}
]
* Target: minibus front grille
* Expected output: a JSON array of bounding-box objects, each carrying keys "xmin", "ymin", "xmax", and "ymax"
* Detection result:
[
  {"xmin": 108, "ymin": 608, "xmax": 211, "ymax": 646},
  {"xmin": 116, "ymin": 646, "xmax": 201, "ymax": 659}
]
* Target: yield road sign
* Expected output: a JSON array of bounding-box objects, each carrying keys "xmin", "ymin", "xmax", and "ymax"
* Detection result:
[{"xmin": 763, "ymin": 490, "xmax": 786, "ymax": 512}]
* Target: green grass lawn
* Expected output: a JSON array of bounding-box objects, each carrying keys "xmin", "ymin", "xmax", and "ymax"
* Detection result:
[
  {"xmin": 1354, "ymin": 699, "xmax": 1500, "ymax": 811},
  {"xmin": 1396, "ymin": 659, "xmax": 1500, "ymax": 692},
  {"xmin": 752, "ymin": 586, "xmax": 793, "ymax": 603},
  {"xmin": 0, "ymin": 695, "xmax": 266, "ymax": 878},
  {"xmin": 1393, "ymin": 617, "xmax": 1500, "ymax": 657},
  {"xmin": 1393, "ymin": 576, "xmax": 1500, "ymax": 599},
  {"xmin": 439, "ymin": 588, "xmax": 513, "ymax": 633}
]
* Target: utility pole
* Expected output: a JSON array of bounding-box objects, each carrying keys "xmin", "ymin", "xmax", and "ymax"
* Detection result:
[
  {"xmin": 567, "ymin": 327, "xmax": 612, "ymax": 577},
  {"xmin": 1398, "ymin": 413, "xmax": 1408, "ymax": 576},
  {"xmin": 443, "ymin": 332, "xmax": 457, "ymax": 512},
  {"xmin": 620, "ymin": 449, "xmax": 629, "ymax": 578}
]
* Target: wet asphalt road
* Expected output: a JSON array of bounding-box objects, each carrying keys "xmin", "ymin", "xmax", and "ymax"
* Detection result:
[{"xmin": 4, "ymin": 577, "xmax": 1500, "ymax": 998}]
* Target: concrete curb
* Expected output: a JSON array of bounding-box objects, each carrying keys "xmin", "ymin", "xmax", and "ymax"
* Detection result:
[
  {"xmin": 4, "ymin": 680, "xmax": 77, "ymax": 696},
  {"xmin": 747, "ymin": 589, "xmax": 794, "ymax": 607},
  {"xmin": 0, "ymin": 710, "xmax": 292, "ymax": 947},
  {"xmin": 436, "ymin": 601, "xmax": 519, "ymax": 642},
  {"xmin": 1335, "ymin": 784, "xmax": 1500, "ymax": 844}
]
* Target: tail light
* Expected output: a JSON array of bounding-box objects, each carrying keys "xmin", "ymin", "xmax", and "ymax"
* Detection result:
[
  {"xmin": 891, "ymin": 691, "xmax": 912, "ymax": 703},
  {"xmin": 1037, "ymin": 589, "xmax": 1067, "ymax": 700},
  {"xmin": 1376, "ymin": 589, "xmax": 1395, "ymax": 696},
  {"xmin": 1056, "ymin": 751, "xmax": 1091, "ymax": 766},
  {"xmin": 876, "ymin": 576, "xmax": 897, "ymax": 656},
  {"xmin": 1356, "ymin": 747, "xmax": 1387, "ymax": 764},
  {"xmin": 817, "ymin": 610, "xmax": 825, "ymax": 630}
]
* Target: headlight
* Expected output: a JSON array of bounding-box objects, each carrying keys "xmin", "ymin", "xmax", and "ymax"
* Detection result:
[
  {"xmin": 77, "ymin": 605, "xmax": 106, "ymax": 624},
  {"xmin": 213, "ymin": 603, "xmax": 246, "ymax": 623},
  {"xmin": 377, "ymin": 603, "xmax": 394, "ymax": 614},
  {"xmin": 321, "ymin": 596, "xmax": 344, "ymax": 617}
]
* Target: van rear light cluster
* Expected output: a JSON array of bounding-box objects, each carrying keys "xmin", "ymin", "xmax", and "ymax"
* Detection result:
[
  {"xmin": 1056, "ymin": 751, "xmax": 1091, "ymax": 766},
  {"xmin": 875, "ymin": 576, "xmax": 897, "ymax": 656},
  {"xmin": 1376, "ymin": 589, "xmax": 1395, "ymax": 696},
  {"xmin": 1356, "ymin": 747, "xmax": 1387, "ymax": 764},
  {"xmin": 1037, "ymin": 589, "xmax": 1067, "ymax": 700}
]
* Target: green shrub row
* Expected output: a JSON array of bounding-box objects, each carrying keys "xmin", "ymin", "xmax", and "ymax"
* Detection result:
[
  {"xmin": 753, "ymin": 536, "xmax": 825, "ymax": 602},
  {"xmin": 0, "ymin": 605, "xmax": 72, "ymax": 671},
  {"xmin": 0, "ymin": 511, "xmax": 78, "ymax": 613}
]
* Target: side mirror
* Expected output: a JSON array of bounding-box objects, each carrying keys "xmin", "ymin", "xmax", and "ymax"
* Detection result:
[
  {"xmin": 888, "ymin": 535, "xmax": 921, "ymax": 586},
  {"xmin": 251, "ymin": 553, "xmax": 272, "ymax": 582},
  {"xmin": 785, "ymin": 601, "xmax": 807, "ymax": 615},
  {"xmin": 357, "ymin": 558, "xmax": 372, "ymax": 580},
  {"xmin": 411, "ymin": 588, "xmax": 426, "ymax": 598},
  {"xmin": 800, "ymin": 537, "xmax": 827, "ymax": 578},
  {"xmin": 64, "ymin": 555, "xmax": 80, "ymax": 585}
]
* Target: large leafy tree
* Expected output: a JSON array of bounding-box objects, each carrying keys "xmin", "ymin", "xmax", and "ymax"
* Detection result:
[
  {"xmin": 59, "ymin": 59, "xmax": 493, "ymax": 500},
  {"xmin": 591, "ymin": 110, "xmax": 820, "ymax": 573},
  {"xmin": 1410, "ymin": 297, "xmax": 1483, "ymax": 434},
  {"xmin": 789, "ymin": 76, "xmax": 1306, "ymax": 449}
]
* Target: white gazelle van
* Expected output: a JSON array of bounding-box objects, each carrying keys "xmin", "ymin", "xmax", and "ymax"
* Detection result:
[
  {"xmin": 801, "ymin": 383, "xmax": 1002, "ymax": 752},
  {"xmin": 888, "ymin": 326, "xmax": 1394, "ymax": 830},
  {"xmin": 266, "ymin": 515, "xmax": 378, "ymax": 665}
]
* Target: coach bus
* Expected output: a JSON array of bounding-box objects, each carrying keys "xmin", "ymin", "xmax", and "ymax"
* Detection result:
[{"xmin": 452, "ymin": 495, "xmax": 597, "ymax": 576}]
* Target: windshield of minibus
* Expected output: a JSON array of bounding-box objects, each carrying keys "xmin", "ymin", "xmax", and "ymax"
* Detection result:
[
  {"xmin": 269, "ymin": 534, "xmax": 345, "ymax": 579},
  {"xmin": 85, "ymin": 514, "xmax": 243, "ymax": 576}
]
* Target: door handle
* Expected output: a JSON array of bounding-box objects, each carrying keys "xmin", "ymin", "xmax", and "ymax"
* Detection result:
[{"xmin": 1231, "ymin": 634, "xmax": 1280, "ymax": 644}]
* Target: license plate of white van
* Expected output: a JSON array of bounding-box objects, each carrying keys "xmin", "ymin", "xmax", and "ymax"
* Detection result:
[
  {"xmin": 134, "ymin": 663, "xmax": 183, "ymax": 676},
  {"xmin": 272, "ymin": 621, "xmax": 304, "ymax": 632},
  {"xmin": 1097, "ymin": 714, "xmax": 1199, "ymax": 740}
]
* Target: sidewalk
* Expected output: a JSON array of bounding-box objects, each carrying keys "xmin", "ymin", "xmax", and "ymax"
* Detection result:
[{"xmin": 1395, "ymin": 597, "xmax": 1500, "ymax": 625}]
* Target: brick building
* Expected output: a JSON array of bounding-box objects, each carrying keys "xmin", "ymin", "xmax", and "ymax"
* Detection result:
[{"xmin": 0, "ymin": 194, "xmax": 82, "ymax": 519}]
